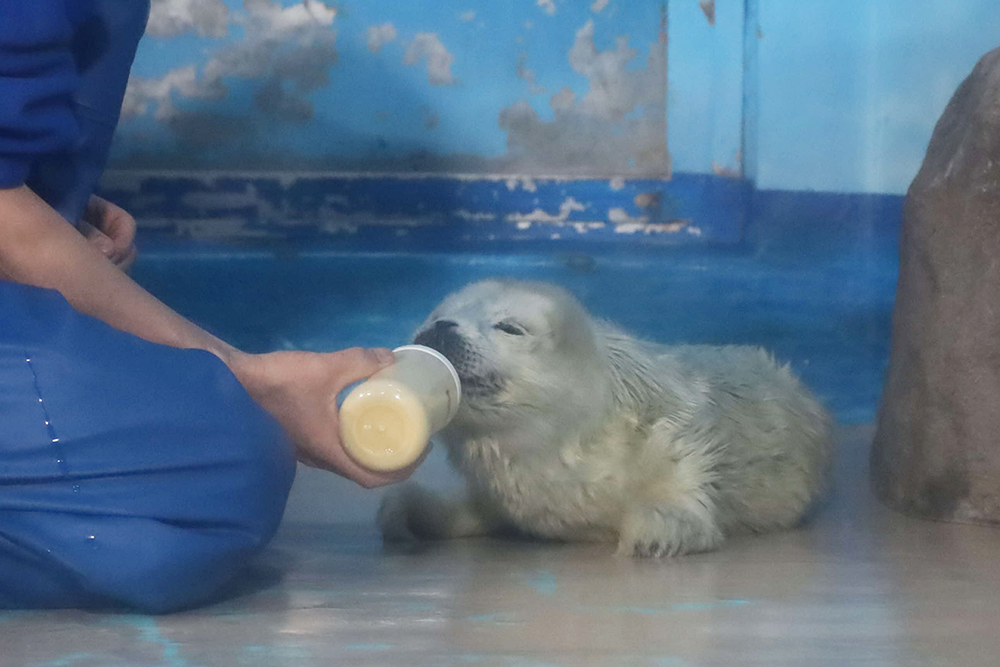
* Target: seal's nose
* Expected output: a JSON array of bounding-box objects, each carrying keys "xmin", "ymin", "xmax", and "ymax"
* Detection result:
[{"xmin": 414, "ymin": 320, "xmax": 460, "ymax": 351}]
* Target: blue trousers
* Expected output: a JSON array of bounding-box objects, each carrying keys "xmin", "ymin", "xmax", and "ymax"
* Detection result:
[{"xmin": 0, "ymin": 281, "xmax": 296, "ymax": 612}]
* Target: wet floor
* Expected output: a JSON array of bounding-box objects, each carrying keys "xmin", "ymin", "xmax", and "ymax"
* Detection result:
[{"xmin": 4, "ymin": 425, "xmax": 1000, "ymax": 667}]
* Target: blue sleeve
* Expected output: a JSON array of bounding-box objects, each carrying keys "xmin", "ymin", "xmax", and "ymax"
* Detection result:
[{"xmin": 0, "ymin": 1, "xmax": 85, "ymax": 188}]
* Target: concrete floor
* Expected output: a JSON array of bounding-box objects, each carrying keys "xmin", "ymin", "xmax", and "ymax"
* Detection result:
[{"xmin": 3, "ymin": 424, "xmax": 1000, "ymax": 667}]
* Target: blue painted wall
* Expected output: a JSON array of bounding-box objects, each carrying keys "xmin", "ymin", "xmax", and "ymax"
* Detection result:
[
  {"xmin": 755, "ymin": 0, "xmax": 1000, "ymax": 194},
  {"xmin": 100, "ymin": 0, "xmax": 1000, "ymax": 245},
  {"xmin": 112, "ymin": 0, "xmax": 677, "ymax": 176}
]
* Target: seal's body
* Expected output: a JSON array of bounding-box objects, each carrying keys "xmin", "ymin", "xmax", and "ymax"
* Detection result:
[{"xmin": 378, "ymin": 280, "xmax": 832, "ymax": 557}]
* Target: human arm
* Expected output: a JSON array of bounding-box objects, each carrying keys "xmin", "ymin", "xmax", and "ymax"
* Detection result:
[{"xmin": 0, "ymin": 185, "xmax": 411, "ymax": 488}]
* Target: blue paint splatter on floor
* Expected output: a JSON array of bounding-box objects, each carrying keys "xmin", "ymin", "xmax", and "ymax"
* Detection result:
[
  {"xmin": 242, "ymin": 645, "xmax": 310, "ymax": 660},
  {"xmin": 671, "ymin": 599, "xmax": 754, "ymax": 612},
  {"xmin": 35, "ymin": 654, "xmax": 97, "ymax": 667},
  {"xmin": 0, "ymin": 611, "xmax": 28, "ymax": 623},
  {"xmin": 583, "ymin": 599, "xmax": 756, "ymax": 615},
  {"xmin": 103, "ymin": 615, "xmax": 190, "ymax": 667},
  {"xmin": 345, "ymin": 644, "xmax": 394, "ymax": 651},
  {"xmin": 525, "ymin": 571, "xmax": 558, "ymax": 596},
  {"xmin": 651, "ymin": 658, "xmax": 687, "ymax": 667},
  {"xmin": 468, "ymin": 612, "xmax": 520, "ymax": 624}
]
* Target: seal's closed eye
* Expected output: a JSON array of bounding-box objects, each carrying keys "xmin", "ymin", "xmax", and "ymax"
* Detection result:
[{"xmin": 494, "ymin": 321, "xmax": 526, "ymax": 336}]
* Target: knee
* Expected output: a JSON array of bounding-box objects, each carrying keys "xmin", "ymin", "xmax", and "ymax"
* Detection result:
[
  {"xmin": 27, "ymin": 421, "xmax": 294, "ymax": 613},
  {"xmin": 120, "ymin": 417, "xmax": 297, "ymax": 613}
]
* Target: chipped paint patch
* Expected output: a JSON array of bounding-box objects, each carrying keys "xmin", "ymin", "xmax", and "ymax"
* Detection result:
[
  {"xmin": 100, "ymin": 171, "xmax": 747, "ymax": 244},
  {"xmin": 536, "ymin": 0, "xmax": 557, "ymax": 16},
  {"xmin": 508, "ymin": 197, "xmax": 586, "ymax": 224},
  {"xmin": 403, "ymin": 34, "xmax": 457, "ymax": 86},
  {"xmin": 366, "ymin": 23, "xmax": 397, "ymax": 53},
  {"xmin": 615, "ymin": 221, "xmax": 689, "ymax": 235},
  {"xmin": 608, "ymin": 207, "xmax": 648, "ymax": 226},
  {"xmin": 454, "ymin": 209, "xmax": 497, "ymax": 221},
  {"xmin": 505, "ymin": 176, "xmax": 539, "ymax": 192},
  {"xmin": 591, "ymin": 0, "xmax": 610, "ymax": 12},
  {"xmin": 633, "ymin": 192, "xmax": 660, "ymax": 208},
  {"xmin": 699, "ymin": 0, "xmax": 716, "ymax": 26},
  {"xmin": 712, "ymin": 161, "xmax": 742, "ymax": 178}
]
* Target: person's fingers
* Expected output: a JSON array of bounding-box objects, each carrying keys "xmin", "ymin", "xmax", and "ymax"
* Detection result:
[
  {"xmin": 332, "ymin": 347, "xmax": 395, "ymax": 388},
  {"xmin": 118, "ymin": 243, "xmax": 138, "ymax": 273},
  {"xmin": 307, "ymin": 447, "xmax": 408, "ymax": 489},
  {"xmin": 79, "ymin": 220, "xmax": 115, "ymax": 257},
  {"xmin": 87, "ymin": 196, "xmax": 137, "ymax": 260}
]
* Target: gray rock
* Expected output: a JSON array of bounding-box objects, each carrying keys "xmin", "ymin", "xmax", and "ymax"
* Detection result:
[{"xmin": 872, "ymin": 46, "xmax": 1000, "ymax": 524}]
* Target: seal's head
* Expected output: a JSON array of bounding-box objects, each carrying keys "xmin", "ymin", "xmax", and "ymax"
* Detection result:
[{"xmin": 414, "ymin": 280, "xmax": 609, "ymax": 437}]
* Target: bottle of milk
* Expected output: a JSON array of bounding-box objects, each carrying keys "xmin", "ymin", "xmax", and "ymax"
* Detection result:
[{"xmin": 339, "ymin": 345, "xmax": 461, "ymax": 472}]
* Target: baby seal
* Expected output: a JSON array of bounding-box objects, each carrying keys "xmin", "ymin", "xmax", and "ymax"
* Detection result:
[{"xmin": 378, "ymin": 279, "xmax": 832, "ymax": 557}]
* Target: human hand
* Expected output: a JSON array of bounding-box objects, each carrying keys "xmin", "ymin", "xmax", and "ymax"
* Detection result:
[
  {"xmin": 80, "ymin": 195, "xmax": 137, "ymax": 271},
  {"xmin": 229, "ymin": 347, "xmax": 423, "ymax": 489}
]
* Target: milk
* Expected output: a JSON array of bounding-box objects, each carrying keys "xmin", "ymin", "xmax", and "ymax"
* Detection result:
[{"xmin": 339, "ymin": 345, "xmax": 461, "ymax": 472}]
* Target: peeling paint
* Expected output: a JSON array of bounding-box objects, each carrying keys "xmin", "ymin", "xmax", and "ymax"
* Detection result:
[
  {"xmin": 100, "ymin": 171, "xmax": 745, "ymax": 244},
  {"xmin": 699, "ymin": 0, "xmax": 716, "ymax": 27},
  {"xmin": 497, "ymin": 16, "xmax": 668, "ymax": 176},
  {"xmin": 591, "ymin": 0, "xmax": 610, "ymax": 13},
  {"xmin": 366, "ymin": 23, "xmax": 397, "ymax": 53},
  {"xmin": 608, "ymin": 207, "xmax": 647, "ymax": 226},
  {"xmin": 516, "ymin": 53, "xmax": 546, "ymax": 95},
  {"xmin": 712, "ymin": 161, "xmax": 742, "ymax": 178},
  {"xmin": 505, "ymin": 176, "xmax": 539, "ymax": 192},
  {"xmin": 403, "ymin": 34, "xmax": 457, "ymax": 86},
  {"xmin": 572, "ymin": 222, "xmax": 605, "ymax": 233},
  {"xmin": 609, "ymin": 176, "xmax": 625, "ymax": 191},
  {"xmin": 507, "ymin": 196, "xmax": 586, "ymax": 224},
  {"xmin": 454, "ymin": 209, "xmax": 497, "ymax": 222},
  {"xmin": 633, "ymin": 191, "xmax": 660, "ymax": 208},
  {"xmin": 612, "ymin": 212, "xmax": 690, "ymax": 235},
  {"xmin": 536, "ymin": 0, "xmax": 557, "ymax": 16}
]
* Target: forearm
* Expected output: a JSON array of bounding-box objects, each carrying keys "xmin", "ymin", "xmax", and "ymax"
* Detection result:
[{"xmin": 0, "ymin": 185, "xmax": 238, "ymax": 363}]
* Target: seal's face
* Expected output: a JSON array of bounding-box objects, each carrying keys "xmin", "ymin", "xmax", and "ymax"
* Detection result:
[{"xmin": 413, "ymin": 280, "xmax": 606, "ymax": 431}]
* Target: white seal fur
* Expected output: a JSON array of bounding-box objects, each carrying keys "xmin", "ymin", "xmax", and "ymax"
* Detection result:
[{"xmin": 378, "ymin": 279, "xmax": 833, "ymax": 557}]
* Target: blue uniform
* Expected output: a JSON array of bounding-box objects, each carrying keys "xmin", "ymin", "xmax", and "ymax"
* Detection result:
[{"xmin": 0, "ymin": 1, "xmax": 296, "ymax": 612}]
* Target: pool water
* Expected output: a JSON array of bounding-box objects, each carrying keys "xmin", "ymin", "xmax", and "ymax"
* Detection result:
[{"xmin": 133, "ymin": 240, "xmax": 895, "ymax": 426}]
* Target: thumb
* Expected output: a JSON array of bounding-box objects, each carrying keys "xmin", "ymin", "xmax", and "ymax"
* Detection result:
[
  {"xmin": 333, "ymin": 347, "xmax": 395, "ymax": 388},
  {"xmin": 79, "ymin": 221, "xmax": 114, "ymax": 257}
]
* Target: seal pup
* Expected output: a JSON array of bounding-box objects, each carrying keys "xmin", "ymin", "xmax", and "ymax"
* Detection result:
[{"xmin": 378, "ymin": 279, "xmax": 832, "ymax": 557}]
